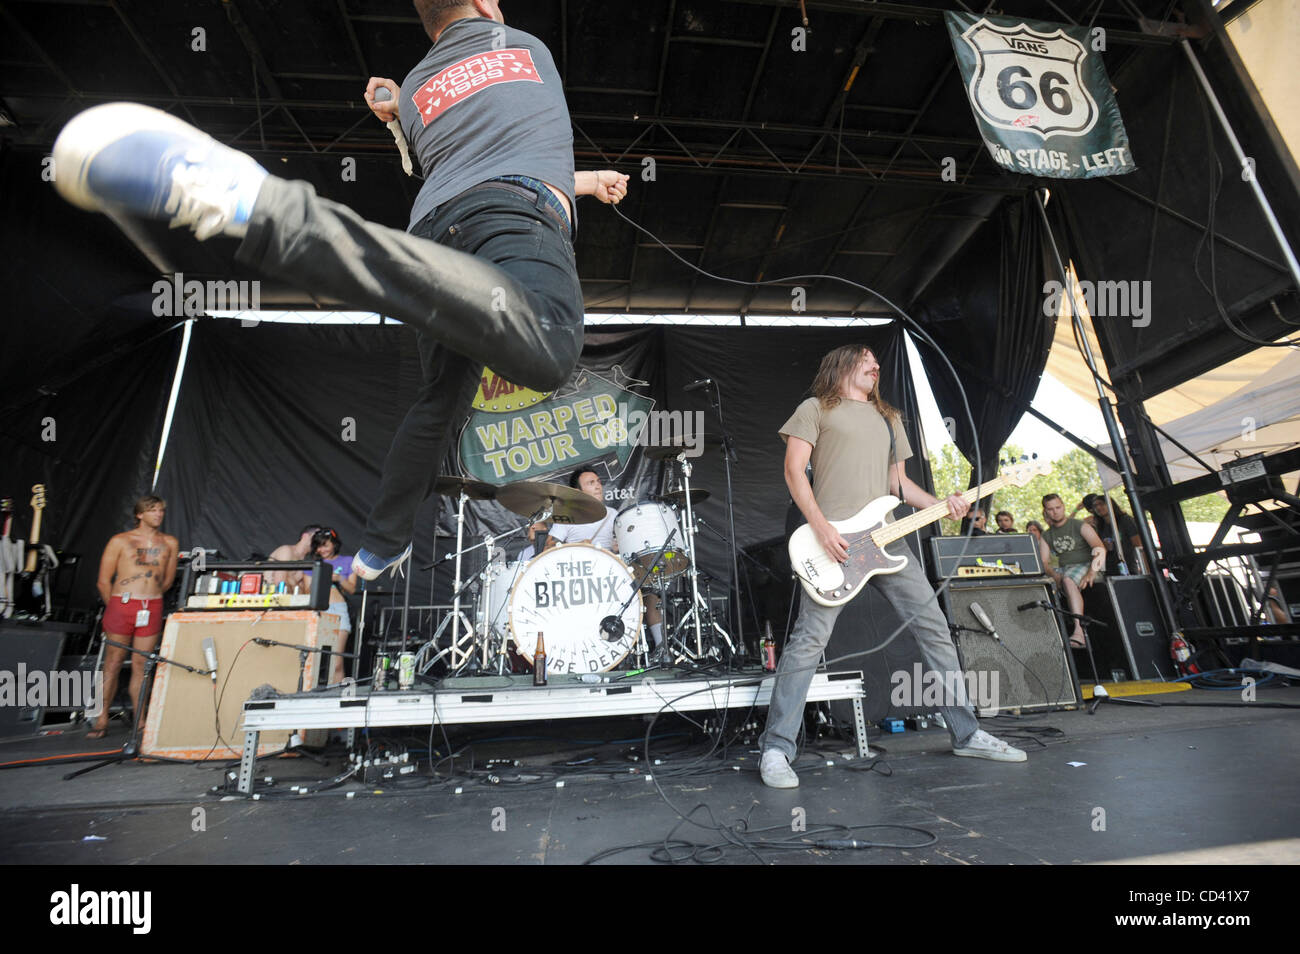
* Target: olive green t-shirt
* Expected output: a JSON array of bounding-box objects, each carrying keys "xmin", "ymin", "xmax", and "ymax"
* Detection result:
[
  {"xmin": 1043, "ymin": 517, "xmax": 1091, "ymax": 567},
  {"xmin": 780, "ymin": 397, "xmax": 912, "ymax": 521}
]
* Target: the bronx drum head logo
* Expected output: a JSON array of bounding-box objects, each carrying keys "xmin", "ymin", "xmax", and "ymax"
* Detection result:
[{"xmin": 960, "ymin": 19, "xmax": 1098, "ymax": 140}]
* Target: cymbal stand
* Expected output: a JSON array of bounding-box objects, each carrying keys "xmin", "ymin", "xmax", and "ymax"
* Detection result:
[
  {"xmin": 417, "ymin": 490, "xmax": 486, "ymax": 673},
  {"xmin": 421, "ymin": 507, "xmax": 540, "ymax": 676},
  {"xmin": 448, "ymin": 490, "xmax": 473, "ymax": 661},
  {"xmin": 701, "ymin": 379, "xmax": 745, "ymax": 660},
  {"xmin": 671, "ymin": 454, "xmax": 735, "ymax": 658}
]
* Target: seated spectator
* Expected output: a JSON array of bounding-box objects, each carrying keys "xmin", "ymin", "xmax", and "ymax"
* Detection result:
[
  {"xmin": 1038, "ymin": 494, "xmax": 1105, "ymax": 648},
  {"xmin": 1082, "ymin": 493, "xmax": 1148, "ymax": 575}
]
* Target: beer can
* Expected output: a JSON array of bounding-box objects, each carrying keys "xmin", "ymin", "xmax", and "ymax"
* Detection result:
[
  {"xmin": 398, "ymin": 652, "xmax": 415, "ymax": 690},
  {"xmin": 373, "ymin": 654, "xmax": 389, "ymax": 691}
]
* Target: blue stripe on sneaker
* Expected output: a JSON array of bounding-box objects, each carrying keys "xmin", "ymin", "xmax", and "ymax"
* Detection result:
[{"xmin": 84, "ymin": 131, "xmax": 186, "ymax": 217}]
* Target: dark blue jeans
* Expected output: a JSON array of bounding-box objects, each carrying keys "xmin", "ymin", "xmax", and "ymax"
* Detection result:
[{"xmin": 236, "ymin": 177, "xmax": 584, "ymax": 555}]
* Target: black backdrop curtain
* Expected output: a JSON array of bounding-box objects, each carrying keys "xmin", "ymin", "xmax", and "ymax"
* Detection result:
[
  {"xmin": 153, "ymin": 320, "xmax": 930, "ymax": 620},
  {"xmin": 911, "ymin": 195, "xmax": 1056, "ymax": 487},
  {"xmin": 0, "ymin": 329, "xmax": 182, "ymax": 615},
  {"xmin": 154, "ymin": 320, "xmax": 425, "ymax": 572}
]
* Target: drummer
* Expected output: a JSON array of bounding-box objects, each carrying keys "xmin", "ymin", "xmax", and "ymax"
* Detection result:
[
  {"xmin": 543, "ymin": 466, "xmax": 665, "ymax": 651},
  {"xmin": 543, "ymin": 468, "xmax": 617, "ymax": 550}
]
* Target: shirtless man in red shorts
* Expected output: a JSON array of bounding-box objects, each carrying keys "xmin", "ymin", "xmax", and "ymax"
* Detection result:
[{"xmin": 88, "ymin": 494, "xmax": 179, "ymax": 739}]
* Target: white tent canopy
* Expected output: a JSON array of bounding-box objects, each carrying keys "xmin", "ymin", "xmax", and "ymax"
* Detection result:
[{"xmin": 1096, "ymin": 350, "xmax": 1300, "ymax": 492}]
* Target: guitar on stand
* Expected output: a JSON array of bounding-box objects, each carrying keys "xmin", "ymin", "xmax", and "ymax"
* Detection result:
[
  {"xmin": 789, "ymin": 457, "xmax": 1051, "ymax": 607},
  {"xmin": 13, "ymin": 485, "xmax": 58, "ymax": 621},
  {"xmin": 1, "ymin": 498, "xmax": 17, "ymax": 618}
]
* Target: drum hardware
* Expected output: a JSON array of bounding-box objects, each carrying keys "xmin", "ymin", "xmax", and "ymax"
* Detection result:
[
  {"xmin": 664, "ymin": 450, "xmax": 735, "ymax": 659},
  {"xmin": 614, "ymin": 501, "xmax": 690, "ymax": 580},
  {"xmin": 690, "ymin": 514, "xmax": 767, "ymax": 658},
  {"xmin": 414, "ymin": 486, "xmax": 487, "ymax": 673},
  {"xmin": 415, "ymin": 478, "xmax": 540, "ymax": 676},
  {"xmin": 416, "ymin": 475, "xmax": 592, "ymax": 677},
  {"xmin": 494, "ymin": 480, "xmax": 607, "ymax": 525},
  {"xmin": 430, "ymin": 476, "xmax": 500, "ymax": 502},
  {"xmin": 653, "ymin": 488, "xmax": 711, "ymax": 507},
  {"xmin": 643, "ymin": 440, "xmax": 721, "ymax": 461},
  {"xmin": 696, "ymin": 380, "xmax": 745, "ymax": 661},
  {"xmin": 598, "ymin": 528, "xmax": 681, "ymax": 666}
]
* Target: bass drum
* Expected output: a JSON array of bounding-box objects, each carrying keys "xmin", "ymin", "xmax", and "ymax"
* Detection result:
[{"xmin": 509, "ymin": 543, "xmax": 643, "ymax": 674}]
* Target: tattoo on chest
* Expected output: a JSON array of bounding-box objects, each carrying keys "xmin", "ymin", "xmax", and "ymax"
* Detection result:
[{"xmin": 135, "ymin": 546, "xmax": 162, "ymax": 567}]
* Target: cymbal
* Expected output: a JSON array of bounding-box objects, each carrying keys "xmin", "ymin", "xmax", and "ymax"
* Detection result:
[
  {"xmin": 654, "ymin": 488, "xmax": 711, "ymax": 507},
  {"xmin": 643, "ymin": 439, "xmax": 719, "ymax": 460},
  {"xmin": 432, "ymin": 476, "xmax": 499, "ymax": 500},
  {"xmin": 495, "ymin": 480, "xmax": 606, "ymax": 524}
]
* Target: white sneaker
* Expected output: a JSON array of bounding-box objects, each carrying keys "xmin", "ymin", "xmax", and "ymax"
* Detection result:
[
  {"xmin": 760, "ymin": 749, "xmax": 799, "ymax": 788},
  {"xmin": 52, "ymin": 102, "xmax": 267, "ymax": 240},
  {"xmin": 953, "ymin": 729, "xmax": 1027, "ymax": 762}
]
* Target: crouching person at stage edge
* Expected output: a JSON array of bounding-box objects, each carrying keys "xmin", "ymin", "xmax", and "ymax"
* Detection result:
[{"xmin": 759, "ymin": 344, "xmax": 1027, "ymax": 788}]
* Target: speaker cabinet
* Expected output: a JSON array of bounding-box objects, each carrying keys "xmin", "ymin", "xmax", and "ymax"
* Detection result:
[
  {"xmin": 141, "ymin": 611, "xmax": 339, "ymax": 759},
  {"xmin": 0, "ymin": 624, "xmax": 68, "ymax": 737},
  {"xmin": 940, "ymin": 579, "xmax": 1079, "ymax": 714},
  {"xmin": 1083, "ymin": 576, "xmax": 1179, "ymax": 681}
]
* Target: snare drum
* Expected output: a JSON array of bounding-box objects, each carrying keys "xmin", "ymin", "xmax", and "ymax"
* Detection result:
[
  {"xmin": 613, "ymin": 501, "xmax": 689, "ymax": 579},
  {"xmin": 508, "ymin": 544, "xmax": 642, "ymax": 673}
]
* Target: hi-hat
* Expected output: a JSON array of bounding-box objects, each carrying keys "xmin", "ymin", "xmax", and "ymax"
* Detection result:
[
  {"xmin": 432, "ymin": 476, "xmax": 500, "ymax": 500},
  {"xmin": 644, "ymin": 439, "xmax": 719, "ymax": 460},
  {"xmin": 495, "ymin": 480, "xmax": 606, "ymax": 524},
  {"xmin": 654, "ymin": 488, "xmax": 711, "ymax": 507}
]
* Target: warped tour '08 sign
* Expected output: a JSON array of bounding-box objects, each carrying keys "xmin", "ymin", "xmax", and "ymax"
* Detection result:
[
  {"xmin": 945, "ymin": 12, "xmax": 1135, "ymax": 179},
  {"xmin": 458, "ymin": 366, "xmax": 654, "ymax": 485}
]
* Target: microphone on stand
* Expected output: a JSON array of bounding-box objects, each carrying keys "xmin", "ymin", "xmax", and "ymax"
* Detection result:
[
  {"xmin": 683, "ymin": 378, "xmax": 714, "ymax": 393},
  {"xmin": 969, "ymin": 602, "xmax": 1001, "ymax": 642},
  {"xmin": 1017, "ymin": 600, "xmax": 1049, "ymax": 612},
  {"xmin": 202, "ymin": 637, "xmax": 218, "ymax": 681}
]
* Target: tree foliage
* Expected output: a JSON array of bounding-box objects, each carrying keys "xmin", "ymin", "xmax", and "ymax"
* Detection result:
[{"xmin": 925, "ymin": 443, "xmax": 1227, "ymax": 535}]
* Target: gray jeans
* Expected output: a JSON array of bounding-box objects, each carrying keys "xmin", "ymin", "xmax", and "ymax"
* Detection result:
[{"xmin": 760, "ymin": 554, "xmax": 980, "ymax": 759}]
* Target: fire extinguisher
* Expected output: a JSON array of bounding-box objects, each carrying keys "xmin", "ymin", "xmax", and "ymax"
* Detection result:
[{"xmin": 1170, "ymin": 632, "xmax": 1201, "ymax": 676}]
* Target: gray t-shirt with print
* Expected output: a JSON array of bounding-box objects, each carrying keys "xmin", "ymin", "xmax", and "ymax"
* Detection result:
[{"xmin": 399, "ymin": 17, "xmax": 575, "ymax": 230}]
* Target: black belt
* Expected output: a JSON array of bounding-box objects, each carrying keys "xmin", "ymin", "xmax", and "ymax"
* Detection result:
[{"xmin": 465, "ymin": 179, "xmax": 572, "ymax": 234}]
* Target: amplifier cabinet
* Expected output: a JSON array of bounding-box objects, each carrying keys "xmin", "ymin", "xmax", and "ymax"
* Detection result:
[
  {"xmin": 141, "ymin": 611, "xmax": 338, "ymax": 759},
  {"xmin": 929, "ymin": 533, "xmax": 1044, "ymax": 581},
  {"xmin": 0, "ymin": 625, "xmax": 68, "ymax": 737},
  {"xmin": 1084, "ymin": 576, "xmax": 1179, "ymax": 681},
  {"xmin": 940, "ymin": 579, "xmax": 1079, "ymax": 714}
]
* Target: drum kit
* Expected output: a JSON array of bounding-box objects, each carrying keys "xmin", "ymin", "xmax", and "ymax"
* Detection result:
[{"xmin": 411, "ymin": 444, "xmax": 736, "ymax": 679}]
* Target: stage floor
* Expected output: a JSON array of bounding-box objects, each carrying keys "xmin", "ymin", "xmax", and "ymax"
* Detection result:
[{"xmin": 2, "ymin": 684, "xmax": 1298, "ymax": 865}]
